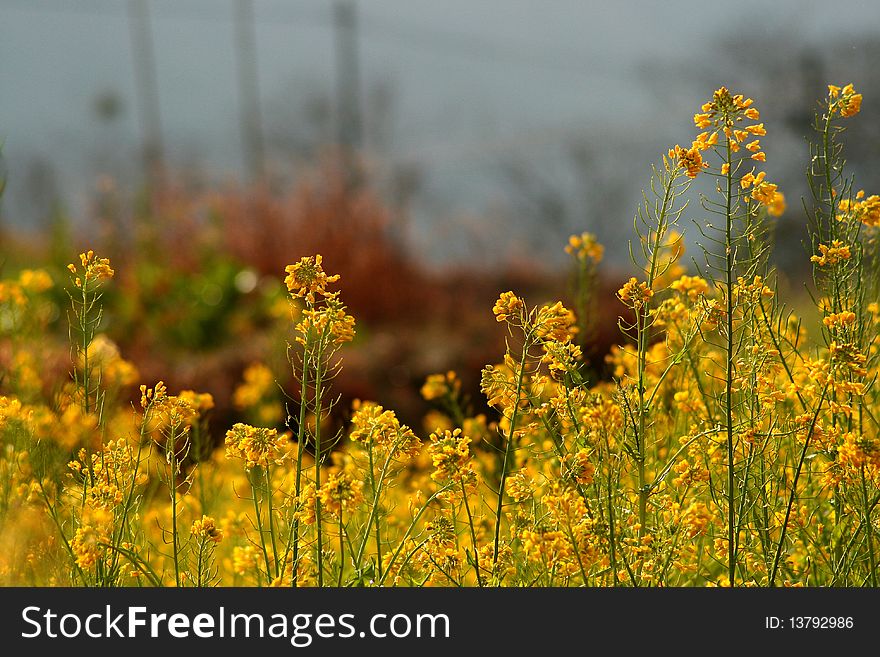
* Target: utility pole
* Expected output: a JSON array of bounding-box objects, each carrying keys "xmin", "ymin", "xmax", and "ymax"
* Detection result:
[
  {"xmin": 333, "ymin": 0, "xmax": 362, "ymax": 186},
  {"xmin": 127, "ymin": 0, "xmax": 164, "ymax": 183},
  {"xmin": 234, "ymin": 0, "xmax": 266, "ymax": 183}
]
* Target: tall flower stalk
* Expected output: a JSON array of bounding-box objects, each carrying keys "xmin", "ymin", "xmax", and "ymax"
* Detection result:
[
  {"xmin": 283, "ymin": 256, "xmax": 354, "ymax": 586},
  {"xmin": 691, "ymin": 87, "xmax": 785, "ymax": 585}
]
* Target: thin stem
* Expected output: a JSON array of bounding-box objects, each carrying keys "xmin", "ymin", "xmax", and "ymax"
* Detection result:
[
  {"xmin": 724, "ymin": 135, "xmax": 736, "ymax": 586},
  {"xmin": 265, "ymin": 464, "xmax": 279, "ymax": 578},
  {"xmin": 250, "ymin": 469, "xmax": 272, "ymax": 581},
  {"xmin": 491, "ymin": 338, "xmax": 531, "ymax": 579},
  {"xmin": 769, "ymin": 383, "xmax": 829, "ymax": 586},
  {"xmin": 461, "ymin": 479, "xmax": 484, "ymax": 587}
]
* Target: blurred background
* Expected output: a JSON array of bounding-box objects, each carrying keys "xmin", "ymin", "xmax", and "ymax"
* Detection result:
[{"xmin": 2, "ymin": 0, "xmax": 880, "ymax": 432}]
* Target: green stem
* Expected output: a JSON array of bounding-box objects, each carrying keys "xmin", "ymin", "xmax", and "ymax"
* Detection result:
[
  {"xmin": 859, "ymin": 464, "xmax": 878, "ymax": 586},
  {"xmin": 313, "ymin": 352, "xmax": 325, "ymax": 587},
  {"xmin": 250, "ymin": 470, "xmax": 272, "ymax": 581},
  {"xmin": 491, "ymin": 338, "xmax": 531, "ymax": 579},
  {"xmin": 724, "ymin": 135, "xmax": 736, "ymax": 586},
  {"xmin": 291, "ymin": 347, "xmax": 311, "ymax": 587},
  {"xmin": 769, "ymin": 383, "xmax": 829, "ymax": 586},
  {"xmin": 265, "ymin": 464, "xmax": 279, "ymax": 578},
  {"xmin": 461, "ymin": 478, "xmax": 484, "ymax": 587}
]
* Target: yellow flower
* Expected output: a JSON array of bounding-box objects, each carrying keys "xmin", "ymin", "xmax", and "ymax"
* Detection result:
[
  {"xmin": 191, "ymin": 515, "xmax": 223, "ymax": 543},
  {"xmin": 507, "ymin": 468, "xmax": 535, "ymax": 502},
  {"xmin": 541, "ymin": 339, "xmax": 582, "ymax": 376},
  {"xmin": 284, "ymin": 255, "xmax": 340, "ymax": 302},
  {"xmin": 532, "ymin": 301, "xmax": 576, "ymax": 342},
  {"xmin": 561, "ymin": 449, "xmax": 595, "ymax": 485},
  {"xmin": 679, "ymin": 502, "xmax": 714, "ymax": 539},
  {"xmin": 224, "ymin": 423, "xmax": 290, "ymax": 469},
  {"xmin": 693, "ymin": 113, "xmax": 712, "ymax": 129},
  {"xmin": 811, "ymin": 240, "xmax": 851, "ymax": 267},
  {"xmin": 232, "ymin": 545, "xmax": 258, "ymax": 576},
  {"xmin": 617, "ymin": 277, "xmax": 653, "ymax": 309},
  {"xmin": 318, "ymin": 471, "xmax": 365, "ymax": 516},
  {"xmin": 670, "ymin": 274, "xmax": 709, "ymax": 302},
  {"xmin": 420, "ymin": 371, "xmax": 461, "ymax": 401},
  {"xmin": 838, "ymin": 190, "xmax": 880, "ymax": 227},
  {"xmin": 745, "ymin": 123, "xmax": 766, "ymax": 136},
  {"xmin": 428, "ymin": 428, "xmax": 478, "ymax": 492},
  {"xmin": 68, "ymin": 250, "xmax": 113, "ymax": 288},
  {"xmin": 17, "ymin": 269, "xmax": 53, "ymax": 293},
  {"xmin": 740, "ymin": 177, "xmax": 785, "ymax": 217},
  {"xmin": 349, "ymin": 400, "xmax": 421, "ymax": 458},
  {"xmin": 493, "ymin": 291, "xmax": 524, "ymax": 324},
  {"xmin": 829, "ymin": 83, "xmax": 862, "ymax": 118},
  {"xmin": 233, "ymin": 363, "xmax": 276, "ymax": 409},
  {"xmin": 823, "ymin": 311, "xmax": 856, "ymax": 329},
  {"xmin": 295, "ymin": 297, "xmax": 356, "ymax": 346},
  {"xmin": 565, "ymin": 232, "xmax": 604, "ymax": 263},
  {"xmin": 669, "ymin": 144, "xmax": 704, "ymax": 178}
]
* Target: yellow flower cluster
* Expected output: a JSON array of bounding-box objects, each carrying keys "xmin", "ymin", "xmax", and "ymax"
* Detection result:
[
  {"xmin": 224, "ymin": 423, "xmax": 290, "ymax": 469},
  {"xmin": 69, "ymin": 439, "xmax": 141, "ymax": 509},
  {"xmin": 178, "ymin": 390, "xmax": 215, "ymax": 416},
  {"xmin": 232, "ymin": 545, "xmax": 259, "ymax": 576},
  {"xmin": 811, "ymin": 240, "xmax": 851, "ymax": 267},
  {"xmin": 541, "ymin": 339, "xmax": 582, "ymax": 377},
  {"xmin": 828, "ymin": 83, "xmax": 862, "ymax": 118},
  {"xmin": 233, "ymin": 363, "xmax": 282, "ymax": 425},
  {"xmin": 71, "ymin": 510, "xmax": 113, "ymax": 570},
  {"xmin": 617, "ymin": 277, "xmax": 653, "ymax": 309},
  {"xmin": 838, "ymin": 190, "xmax": 880, "ymax": 227},
  {"xmin": 67, "ymin": 250, "xmax": 114, "ymax": 289},
  {"xmin": 837, "ymin": 432, "xmax": 880, "ymax": 476},
  {"xmin": 420, "ymin": 371, "xmax": 461, "ymax": 401},
  {"xmin": 191, "ymin": 515, "xmax": 223, "ymax": 543},
  {"xmin": 349, "ymin": 400, "xmax": 421, "ymax": 458},
  {"xmin": 143, "ymin": 382, "xmax": 200, "ymax": 435},
  {"xmin": 233, "ymin": 363, "xmax": 275, "ymax": 408},
  {"xmin": 295, "ymin": 482, "xmax": 318, "ymax": 526},
  {"xmin": 507, "ymin": 467, "xmax": 536, "ymax": 502},
  {"xmin": 670, "ymin": 274, "xmax": 709, "ymax": 302},
  {"xmin": 295, "ymin": 299, "xmax": 356, "ymax": 346},
  {"xmin": 520, "ymin": 528, "xmax": 578, "ymax": 574},
  {"xmin": 679, "ymin": 502, "xmax": 714, "ymax": 540},
  {"xmin": 428, "ymin": 428, "xmax": 478, "ymax": 492},
  {"xmin": 823, "ymin": 311, "xmax": 856, "ymax": 330},
  {"xmin": 0, "ymin": 396, "xmax": 24, "ymax": 431},
  {"xmin": 564, "ymin": 232, "xmax": 605, "ymax": 263},
  {"xmin": 492, "ymin": 291, "xmax": 524, "ymax": 324},
  {"xmin": 284, "ymin": 254, "xmax": 340, "ymax": 302},
  {"xmin": 481, "ymin": 355, "xmax": 531, "ymax": 411},
  {"xmin": 668, "ymin": 143, "xmax": 706, "ymax": 178},
  {"xmin": 741, "ymin": 171, "xmax": 786, "ymax": 216},
  {"xmin": 318, "ymin": 471, "xmax": 365, "ymax": 516},
  {"xmin": 532, "ymin": 301, "xmax": 577, "ymax": 342},
  {"xmin": 561, "ymin": 448, "xmax": 595, "ymax": 485},
  {"xmin": 685, "ymin": 87, "xmax": 787, "ymax": 214},
  {"xmin": 82, "ymin": 335, "xmax": 140, "ymax": 388},
  {"xmin": 0, "ymin": 269, "xmax": 53, "ymax": 309},
  {"xmin": 733, "ymin": 275, "xmax": 774, "ymax": 303}
]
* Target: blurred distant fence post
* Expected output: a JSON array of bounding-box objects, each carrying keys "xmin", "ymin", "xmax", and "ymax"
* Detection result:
[
  {"xmin": 127, "ymin": 0, "xmax": 164, "ymax": 185},
  {"xmin": 234, "ymin": 0, "xmax": 266, "ymax": 184},
  {"xmin": 334, "ymin": 0, "xmax": 363, "ymax": 188}
]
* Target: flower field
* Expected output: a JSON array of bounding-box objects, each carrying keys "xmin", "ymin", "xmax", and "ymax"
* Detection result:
[{"xmin": 1, "ymin": 84, "xmax": 879, "ymax": 587}]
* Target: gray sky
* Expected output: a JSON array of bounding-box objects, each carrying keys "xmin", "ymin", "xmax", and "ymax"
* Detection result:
[{"xmin": 2, "ymin": 0, "xmax": 880, "ymax": 263}]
